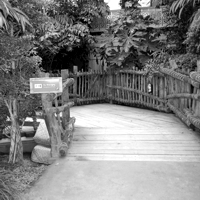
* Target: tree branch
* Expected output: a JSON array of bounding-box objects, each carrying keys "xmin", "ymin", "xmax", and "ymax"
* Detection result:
[{"xmin": 48, "ymin": 102, "xmax": 74, "ymax": 113}]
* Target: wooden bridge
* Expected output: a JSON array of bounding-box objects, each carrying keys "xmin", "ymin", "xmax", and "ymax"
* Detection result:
[
  {"xmin": 27, "ymin": 103, "xmax": 200, "ymax": 200},
  {"xmin": 68, "ymin": 103, "xmax": 200, "ymax": 162},
  {"xmin": 27, "ymin": 66, "xmax": 200, "ymax": 200},
  {"xmin": 46, "ymin": 64, "xmax": 200, "ymax": 161}
]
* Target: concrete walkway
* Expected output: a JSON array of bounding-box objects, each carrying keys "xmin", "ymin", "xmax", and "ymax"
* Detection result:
[{"xmin": 27, "ymin": 104, "xmax": 200, "ymax": 200}]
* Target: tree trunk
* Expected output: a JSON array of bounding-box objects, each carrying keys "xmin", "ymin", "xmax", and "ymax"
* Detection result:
[{"xmin": 7, "ymin": 99, "xmax": 23, "ymax": 164}]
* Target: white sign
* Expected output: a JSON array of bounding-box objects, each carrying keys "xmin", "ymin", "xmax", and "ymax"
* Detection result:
[{"xmin": 30, "ymin": 77, "xmax": 63, "ymax": 94}]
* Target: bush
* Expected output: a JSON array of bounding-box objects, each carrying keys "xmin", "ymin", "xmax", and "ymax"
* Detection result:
[{"xmin": 173, "ymin": 53, "xmax": 197, "ymax": 71}]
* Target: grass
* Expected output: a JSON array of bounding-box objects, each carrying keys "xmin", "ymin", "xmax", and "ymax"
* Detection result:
[
  {"xmin": 0, "ymin": 168, "xmax": 20, "ymax": 200},
  {"xmin": 0, "ymin": 154, "xmax": 48, "ymax": 200}
]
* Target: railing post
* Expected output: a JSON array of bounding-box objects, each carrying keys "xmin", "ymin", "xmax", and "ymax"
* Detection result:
[
  {"xmin": 61, "ymin": 69, "xmax": 70, "ymax": 129},
  {"xmin": 39, "ymin": 72, "xmax": 62, "ymax": 160},
  {"xmin": 195, "ymin": 61, "xmax": 200, "ymax": 117},
  {"xmin": 73, "ymin": 66, "xmax": 78, "ymax": 103}
]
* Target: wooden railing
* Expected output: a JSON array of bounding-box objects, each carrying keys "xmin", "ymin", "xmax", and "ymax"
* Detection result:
[
  {"xmin": 52, "ymin": 64, "xmax": 200, "ymax": 131},
  {"xmin": 68, "ymin": 70, "xmax": 107, "ymax": 104},
  {"xmin": 41, "ymin": 71, "xmax": 76, "ymax": 160},
  {"xmin": 107, "ymin": 70, "xmax": 169, "ymax": 112},
  {"xmin": 160, "ymin": 66, "xmax": 200, "ymax": 130}
]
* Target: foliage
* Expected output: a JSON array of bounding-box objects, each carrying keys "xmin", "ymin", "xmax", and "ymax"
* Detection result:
[
  {"xmin": 10, "ymin": 0, "xmax": 52, "ymax": 32},
  {"xmin": 144, "ymin": 50, "xmax": 170, "ymax": 76},
  {"xmin": 13, "ymin": 0, "xmax": 110, "ymax": 71},
  {"xmin": 35, "ymin": 14, "xmax": 95, "ymax": 71},
  {"xmin": 96, "ymin": 0, "xmax": 163, "ymax": 70},
  {"xmin": 0, "ymin": 0, "xmax": 31, "ymax": 34},
  {"xmin": 52, "ymin": 0, "xmax": 110, "ymax": 25},
  {"xmin": 0, "ymin": 33, "xmax": 42, "ymax": 112},
  {"xmin": 152, "ymin": 0, "xmax": 200, "ymax": 55},
  {"xmin": 0, "ymin": 33, "xmax": 42, "ymax": 163},
  {"xmin": 0, "ymin": 34, "xmax": 41, "ymax": 93},
  {"xmin": 173, "ymin": 53, "xmax": 197, "ymax": 71}
]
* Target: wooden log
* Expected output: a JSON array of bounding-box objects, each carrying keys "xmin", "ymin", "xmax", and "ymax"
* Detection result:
[
  {"xmin": 184, "ymin": 109, "xmax": 200, "ymax": 130},
  {"xmin": 108, "ymin": 96, "xmax": 170, "ymax": 112},
  {"xmin": 61, "ymin": 69, "xmax": 70, "ymax": 129},
  {"xmin": 63, "ymin": 78, "xmax": 75, "ymax": 88},
  {"xmin": 167, "ymin": 93, "xmax": 200, "ymax": 100},
  {"xmin": 119, "ymin": 69, "xmax": 164, "ymax": 77},
  {"xmin": 107, "ymin": 85, "xmax": 166, "ymax": 103},
  {"xmin": 39, "ymin": 72, "xmax": 65, "ymax": 159},
  {"xmin": 160, "ymin": 68, "xmax": 200, "ymax": 88},
  {"xmin": 167, "ymin": 102, "xmax": 191, "ymax": 127},
  {"xmin": 59, "ymin": 142, "xmax": 68, "ymax": 157},
  {"xmin": 47, "ymin": 102, "xmax": 74, "ymax": 113},
  {"xmin": 190, "ymin": 72, "xmax": 200, "ymax": 83}
]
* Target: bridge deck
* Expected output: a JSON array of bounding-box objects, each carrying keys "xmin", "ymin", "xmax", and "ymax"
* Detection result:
[
  {"xmin": 68, "ymin": 103, "xmax": 200, "ymax": 162},
  {"xmin": 27, "ymin": 104, "xmax": 200, "ymax": 200}
]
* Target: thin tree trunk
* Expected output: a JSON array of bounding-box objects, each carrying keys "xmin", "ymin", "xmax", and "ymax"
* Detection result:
[{"xmin": 5, "ymin": 98, "xmax": 23, "ymax": 164}]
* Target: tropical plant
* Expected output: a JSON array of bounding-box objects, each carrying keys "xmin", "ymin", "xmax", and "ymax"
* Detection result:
[
  {"xmin": 152, "ymin": 0, "xmax": 200, "ymax": 55},
  {"xmin": 0, "ymin": 0, "xmax": 31, "ymax": 33},
  {"xmin": 0, "ymin": 0, "xmax": 42, "ymax": 164},
  {"xmin": 0, "ymin": 34, "xmax": 42, "ymax": 164},
  {"xmin": 96, "ymin": 0, "xmax": 163, "ymax": 70},
  {"xmin": 32, "ymin": 0, "xmax": 110, "ymax": 71}
]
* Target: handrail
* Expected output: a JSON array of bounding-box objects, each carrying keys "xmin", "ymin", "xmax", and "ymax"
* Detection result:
[{"xmin": 52, "ymin": 65, "xmax": 200, "ymax": 131}]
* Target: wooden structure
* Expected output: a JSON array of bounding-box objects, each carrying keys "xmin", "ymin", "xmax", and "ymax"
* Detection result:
[
  {"xmin": 52, "ymin": 63, "xmax": 200, "ymax": 132},
  {"xmin": 40, "ymin": 71, "xmax": 76, "ymax": 159},
  {"xmin": 68, "ymin": 104, "xmax": 200, "ymax": 162},
  {"xmin": 2, "ymin": 64, "xmax": 199, "ymax": 162}
]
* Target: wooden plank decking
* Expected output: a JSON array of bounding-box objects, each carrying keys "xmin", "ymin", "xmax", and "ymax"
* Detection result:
[{"xmin": 67, "ymin": 104, "xmax": 200, "ymax": 162}]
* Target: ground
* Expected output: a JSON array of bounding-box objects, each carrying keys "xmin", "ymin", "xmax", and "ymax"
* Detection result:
[{"xmin": 0, "ymin": 153, "xmax": 48, "ymax": 199}]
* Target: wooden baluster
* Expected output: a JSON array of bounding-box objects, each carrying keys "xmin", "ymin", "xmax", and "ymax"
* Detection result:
[
  {"xmin": 141, "ymin": 74, "xmax": 144, "ymax": 104},
  {"xmin": 195, "ymin": 61, "xmax": 200, "ymax": 117},
  {"xmin": 159, "ymin": 76, "xmax": 164, "ymax": 108},
  {"xmin": 73, "ymin": 66, "xmax": 78, "ymax": 104}
]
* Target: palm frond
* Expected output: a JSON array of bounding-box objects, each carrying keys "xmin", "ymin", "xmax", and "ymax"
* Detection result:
[
  {"xmin": 170, "ymin": 0, "xmax": 200, "ymax": 18},
  {"xmin": 0, "ymin": 0, "xmax": 31, "ymax": 32}
]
